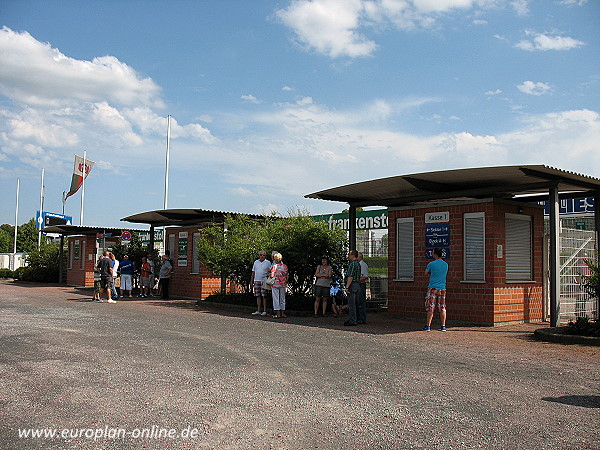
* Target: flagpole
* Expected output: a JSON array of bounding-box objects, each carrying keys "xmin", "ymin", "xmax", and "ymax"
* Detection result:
[
  {"xmin": 163, "ymin": 115, "xmax": 171, "ymax": 253},
  {"xmin": 80, "ymin": 150, "xmax": 86, "ymax": 226},
  {"xmin": 12, "ymin": 178, "xmax": 19, "ymax": 270},
  {"xmin": 164, "ymin": 115, "xmax": 171, "ymax": 210},
  {"xmin": 38, "ymin": 168, "xmax": 44, "ymax": 249}
]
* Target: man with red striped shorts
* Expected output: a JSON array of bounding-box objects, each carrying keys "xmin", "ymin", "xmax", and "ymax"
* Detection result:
[{"xmin": 423, "ymin": 248, "xmax": 448, "ymax": 332}]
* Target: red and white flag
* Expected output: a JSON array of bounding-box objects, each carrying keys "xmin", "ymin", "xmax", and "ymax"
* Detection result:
[{"xmin": 64, "ymin": 154, "xmax": 95, "ymax": 200}]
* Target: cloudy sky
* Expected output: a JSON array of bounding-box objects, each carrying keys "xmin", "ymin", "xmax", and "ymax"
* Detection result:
[{"xmin": 0, "ymin": 0, "xmax": 598, "ymax": 228}]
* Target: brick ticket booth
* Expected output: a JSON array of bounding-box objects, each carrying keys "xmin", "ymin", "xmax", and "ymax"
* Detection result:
[
  {"xmin": 121, "ymin": 209, "xmax": 265, "ymax": 300},
  {"xmin": 306, "ymin": 165, "xmax": 600, "ymax": 326},
  {"xmin": 40, "ymin": 225, "xmax": 126, "ymax": 287}
]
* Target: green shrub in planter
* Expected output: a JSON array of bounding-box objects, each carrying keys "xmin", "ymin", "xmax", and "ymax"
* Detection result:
[{"xmin": 0, "ymin": 268, "xmax": 15, "ymax": 278}]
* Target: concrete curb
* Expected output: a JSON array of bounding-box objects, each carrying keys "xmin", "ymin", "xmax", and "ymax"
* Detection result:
[{"xmin": 534, "ymin": 327, "xmax": 600, "ymax": 346}]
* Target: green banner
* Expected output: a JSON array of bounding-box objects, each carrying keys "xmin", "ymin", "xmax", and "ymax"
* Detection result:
[{"xmin": 312, "ymin": 209, "xmax": 388, "ymax": 231}]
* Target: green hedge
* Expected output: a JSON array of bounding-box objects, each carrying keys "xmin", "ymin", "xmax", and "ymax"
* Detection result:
[
  {"xmin": 202, "ymin": 292, "xmax": 315, "ymax": 311},
  {"xmin": 0, "ymin": 268, "xmax": 15, "ymax": 278},
  {"xmin": 567, "ymin": 317, "xmax": 600, "ymax": 337},
  {"xmin": 13, "ymin": 266, "xmax": 58, "ymax": 283}
]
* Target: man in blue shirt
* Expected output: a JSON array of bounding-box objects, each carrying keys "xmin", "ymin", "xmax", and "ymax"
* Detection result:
[
  {"xmin": 119, "ymin": 254, "xmax": 136, "ymax": 298},
  {"xmin": 423, "ymin": 248, "xmax": 448, "ymax": 332}
]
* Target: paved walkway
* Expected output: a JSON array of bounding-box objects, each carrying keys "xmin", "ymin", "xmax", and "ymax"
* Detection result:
[{"xmin": 1, "ymin": 281, "xmax": 599, "ymax": 449}]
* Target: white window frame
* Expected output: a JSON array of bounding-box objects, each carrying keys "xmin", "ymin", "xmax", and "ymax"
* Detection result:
[
  {"xmin": 192, "ymin": 232, "xmax": 200, "ymax": 274},
  {"xmin": 463, "ymin": 212, "xmax": 485, "ymax": 282},
  {"xmin": 68, "ymin": 241, "xmax": 73, "ymax": 269},
  {"xmin": 81, "ymin": 241, "xmax": 86, "ymax": 270},
  {"xmin": 505, "ymin": 213, "xmax": 533, "ymax": 282},
  {"xmin": 395, "ymin": 217, "xmax": 414, "ymax": 281}
]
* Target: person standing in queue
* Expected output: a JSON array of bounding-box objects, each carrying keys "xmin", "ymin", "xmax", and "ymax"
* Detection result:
[
  {"xmin": 159, "ymin": 255, "xmax": 173, "ymax": 300},
  {"xmin": 343, "ymin": 250, "xmax": 361, "ymax": 326}
]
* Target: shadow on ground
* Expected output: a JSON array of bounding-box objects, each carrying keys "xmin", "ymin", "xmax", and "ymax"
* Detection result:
[{"xmin": 541, "ymin": 395, "xmax": 600, "ymax": 408}]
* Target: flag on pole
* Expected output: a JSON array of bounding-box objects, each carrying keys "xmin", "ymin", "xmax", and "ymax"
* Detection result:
[{"xmin": 65, "ymin": 154, "xmax": 95, "ymax": 200}]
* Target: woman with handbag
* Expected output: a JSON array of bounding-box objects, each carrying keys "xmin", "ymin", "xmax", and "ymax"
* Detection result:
[{"xmin": 270, "ymin": 253, "xmax": 288, "ymax": 319}]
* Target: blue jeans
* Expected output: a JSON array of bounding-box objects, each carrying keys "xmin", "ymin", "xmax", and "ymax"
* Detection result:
[
  {"xmin": 347, "ymin": 282, "xmax": 360, "ymax": 324},
  {"xmin": 358, "ymin": 283, "xmax": 367, "ymax": 323}
]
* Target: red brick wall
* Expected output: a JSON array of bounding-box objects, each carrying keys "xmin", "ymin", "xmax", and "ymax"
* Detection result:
[
  {"xmin": 66, "ymin": 237, "xmax": 119, "ymax": 287},
  {"xmin": 165, "ymin": 227, "xmax": 223, "ymax": 300},
  {"xmin": 387, "ymin": 200, "xmax": 544, "ymax": 325}
]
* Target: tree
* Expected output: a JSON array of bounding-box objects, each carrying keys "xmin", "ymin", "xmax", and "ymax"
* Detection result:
[
  {"xmin": 0, "ymin": 227, "xmax": 11, "ymax": 253},
  {"xmin": 17, "ymin": 240, "xmax": 66, "ymax": 282},
  {"xmin": 197, "ymin": 213, "xmax": 347, "ymax": 295},
  {"xmin": 0, "ymin": 219, "xmax": 38, "ymax": 253}
]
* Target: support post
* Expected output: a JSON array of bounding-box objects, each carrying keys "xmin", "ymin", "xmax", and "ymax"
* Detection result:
[
  {"xmin": 549, "ymin": 185, "xmax": 560, "ymax": 327},
  {"xmin": 349, "ymin": 205, "xmax": 357, "ymax": 251},
  {"xmin": 58, "ymin": 235, "xmax": 64, "ymax": 283},
  {"xmin": 149, "ymin": 224, "xmax": 155, "ymax": 253}
]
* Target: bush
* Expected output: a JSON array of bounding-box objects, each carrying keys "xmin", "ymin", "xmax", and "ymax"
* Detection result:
[
  {"xmin": 13, "ymin": 266, "xmax": 58, "ymax": 282},
  {"xmin": 0, "ymin": 268, "xmax": 15, "ymax": 278},
  {"xmin": 202, "ymin": 292, "xmax": 315, "ymax": 312},
  {"xmin": 566, "ymin": 317, "xmax": 600, "ymax": 337}
]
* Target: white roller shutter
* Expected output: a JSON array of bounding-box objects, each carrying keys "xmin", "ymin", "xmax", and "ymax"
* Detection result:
[
  {"xmin": 396, "ymin": 218, "xmax": 414, "ymax": 281},
  {"xmin": 464, "ymin": 212, "xmax": 485, "ymax": 282},
  {"xmin": 505, "ymin": 214, "xmax": 532, "ymax": 282}
]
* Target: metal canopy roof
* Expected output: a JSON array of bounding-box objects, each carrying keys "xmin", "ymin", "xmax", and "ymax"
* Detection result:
[
  {"xmin": 121, "ymin": 208, "xmax": 265, "ymax": 227},
  {"xmin": 305, "ymin": 165, "xmax": 600, "ymax": 207},
  {"xmin": 41, "ymin": 225, "xmax": 130, "ymax": 237}
]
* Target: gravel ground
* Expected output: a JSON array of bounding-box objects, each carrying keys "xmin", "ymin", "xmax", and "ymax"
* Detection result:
[{"xmin": 1, "ymin": 281, "xmax": 599, "ymax": 449}]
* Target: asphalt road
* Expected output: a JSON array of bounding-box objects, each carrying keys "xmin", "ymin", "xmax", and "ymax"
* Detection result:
[{"xmin": 1, "ymin": 281, "xmax": 599, "ymax": 449}]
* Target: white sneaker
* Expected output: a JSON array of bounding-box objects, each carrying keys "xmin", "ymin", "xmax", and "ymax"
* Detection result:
[
  {"xmin": 261, "ymin": 311, "xmax": 267, "ymax": 316},
  {"xmin": 107, "ymin": 299, "xmax": 117, "ymax": 303},
  {"xmin": 251, "ymin": 310, "xmax": 261, "ymax": 315},
  {"xmin": 97, "ymin": 299, "xmax": 104, "ymax": 302}
]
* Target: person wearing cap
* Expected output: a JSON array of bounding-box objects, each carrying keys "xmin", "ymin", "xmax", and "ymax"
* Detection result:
[{"xmin": 119, "ymin": 254, "xmax": 136, "ymax": 298}]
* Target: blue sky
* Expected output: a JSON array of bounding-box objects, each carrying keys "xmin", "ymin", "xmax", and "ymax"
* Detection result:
[{"xmin": 1, "ymin": 0, "xmax": 598, "ymax": 229}]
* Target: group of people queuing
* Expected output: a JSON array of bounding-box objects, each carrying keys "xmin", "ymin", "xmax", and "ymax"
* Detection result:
[
  {"xmin": 93, "ymin": 251, "xmax": 174, "ymax": 302},
  {"xmin": 249, "ymin": 249, "xmax": 371, "ymax": 325}
]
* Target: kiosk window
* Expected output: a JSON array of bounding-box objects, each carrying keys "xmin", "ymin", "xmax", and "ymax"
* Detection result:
[
  {"xmin": 192, "ymin": 232, "xmax": 200, "ymax": 274},
  {"xmin": 396, "ymin": 217, "xmax": 414, "ymax": 281},
  {"xmin": 68, "ymin": 241, "xmax": 73, "ymax": 269},
  {"xmin": 505, "ymin": 214, "xmax": 532, "ymax": 282},
  {"xmin": 464, "ymin": 212, "xmax": 485, "ymax": 282},
  {"xmin": 81, "ymin": 241, "xmax": 86, "ymax": 270}
]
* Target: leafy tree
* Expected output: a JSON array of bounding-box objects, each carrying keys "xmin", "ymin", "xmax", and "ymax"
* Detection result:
[
  {"xmin": 0, "ymin": 219, "xmax": 38, "ymax": 253},
  {"xmin": 0, "ymin": 227, "xmax": 12, "ymax": 253},
  {"xmin": 197, "ymin": 213, "xmax": 347, "ymax": 295},
  {"xmin": 17, "ymin": 241, "xmax": 66, "ymax": 282},
  {"xmin": 197, "ymin": 214, "xmax": 274, "ymax": 292}
]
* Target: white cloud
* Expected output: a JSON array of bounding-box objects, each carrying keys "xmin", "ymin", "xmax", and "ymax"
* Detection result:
[
  {"xmin": 276, "ymin": 1, "xmax": 528, "ymax": 58},
  {"xmin": 276, "ymin": 0, "xmax": 377, "ymax": 58},
  {"xmin": 241, "ymin": 94, "xmax": 261, "ymax": 104},
  {"xmin": 0, "ymin": 26, "xmax": 215, "ymax": 174},
  {"xmin": 515, "ymin": 31, "xmax": 585, "ymax": 51},
  {"xmin": 511, "ymin": 0, "xmax": 529, "ymax": 16},
  {"xmin": 282, "ymin": 86, "xmax": 294, "ymax": 91},
  {"xmin": 558, "ymin": 0, "xmax": 588, "ymax": 5},
  {"xmin": 516, "ymin": 81, "xmax": 551, "ymax": 96},
  {"xmin": 0, "ymin": 27, "xmax": 163, "ymax": 108},
  {"xmin": 485, "ymin": 89, "xmax": 502, "ymax": 95}
]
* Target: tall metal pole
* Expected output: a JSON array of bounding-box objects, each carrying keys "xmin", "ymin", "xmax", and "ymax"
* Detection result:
[
  {"xmin": 163, "ymin": 115, "xmax": 171, "ymax": 254},
  {"xmin": 164, "ymin": 115, "xmax": 171, "ymax": 211},
  {"xmin": 80, "ymin": 150, "xmax": 87, "ymax": 226},
  {"xmin": 12, "ymin": 178, "xmax": 19, "ymax": 270},
  {"xmin": 38, "ymin": 168, "xmax": 44, "ymax": 249}
]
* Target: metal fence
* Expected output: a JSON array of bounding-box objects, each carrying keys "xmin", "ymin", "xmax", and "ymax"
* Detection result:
[{"xmin": 557, "ymin": 228, "xmax": 597, "ymax": 323}]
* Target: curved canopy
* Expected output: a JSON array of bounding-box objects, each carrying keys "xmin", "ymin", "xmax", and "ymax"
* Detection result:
[{"xmin": 305, "ymin": 165, "xmax": 600, "ymax": 207}]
